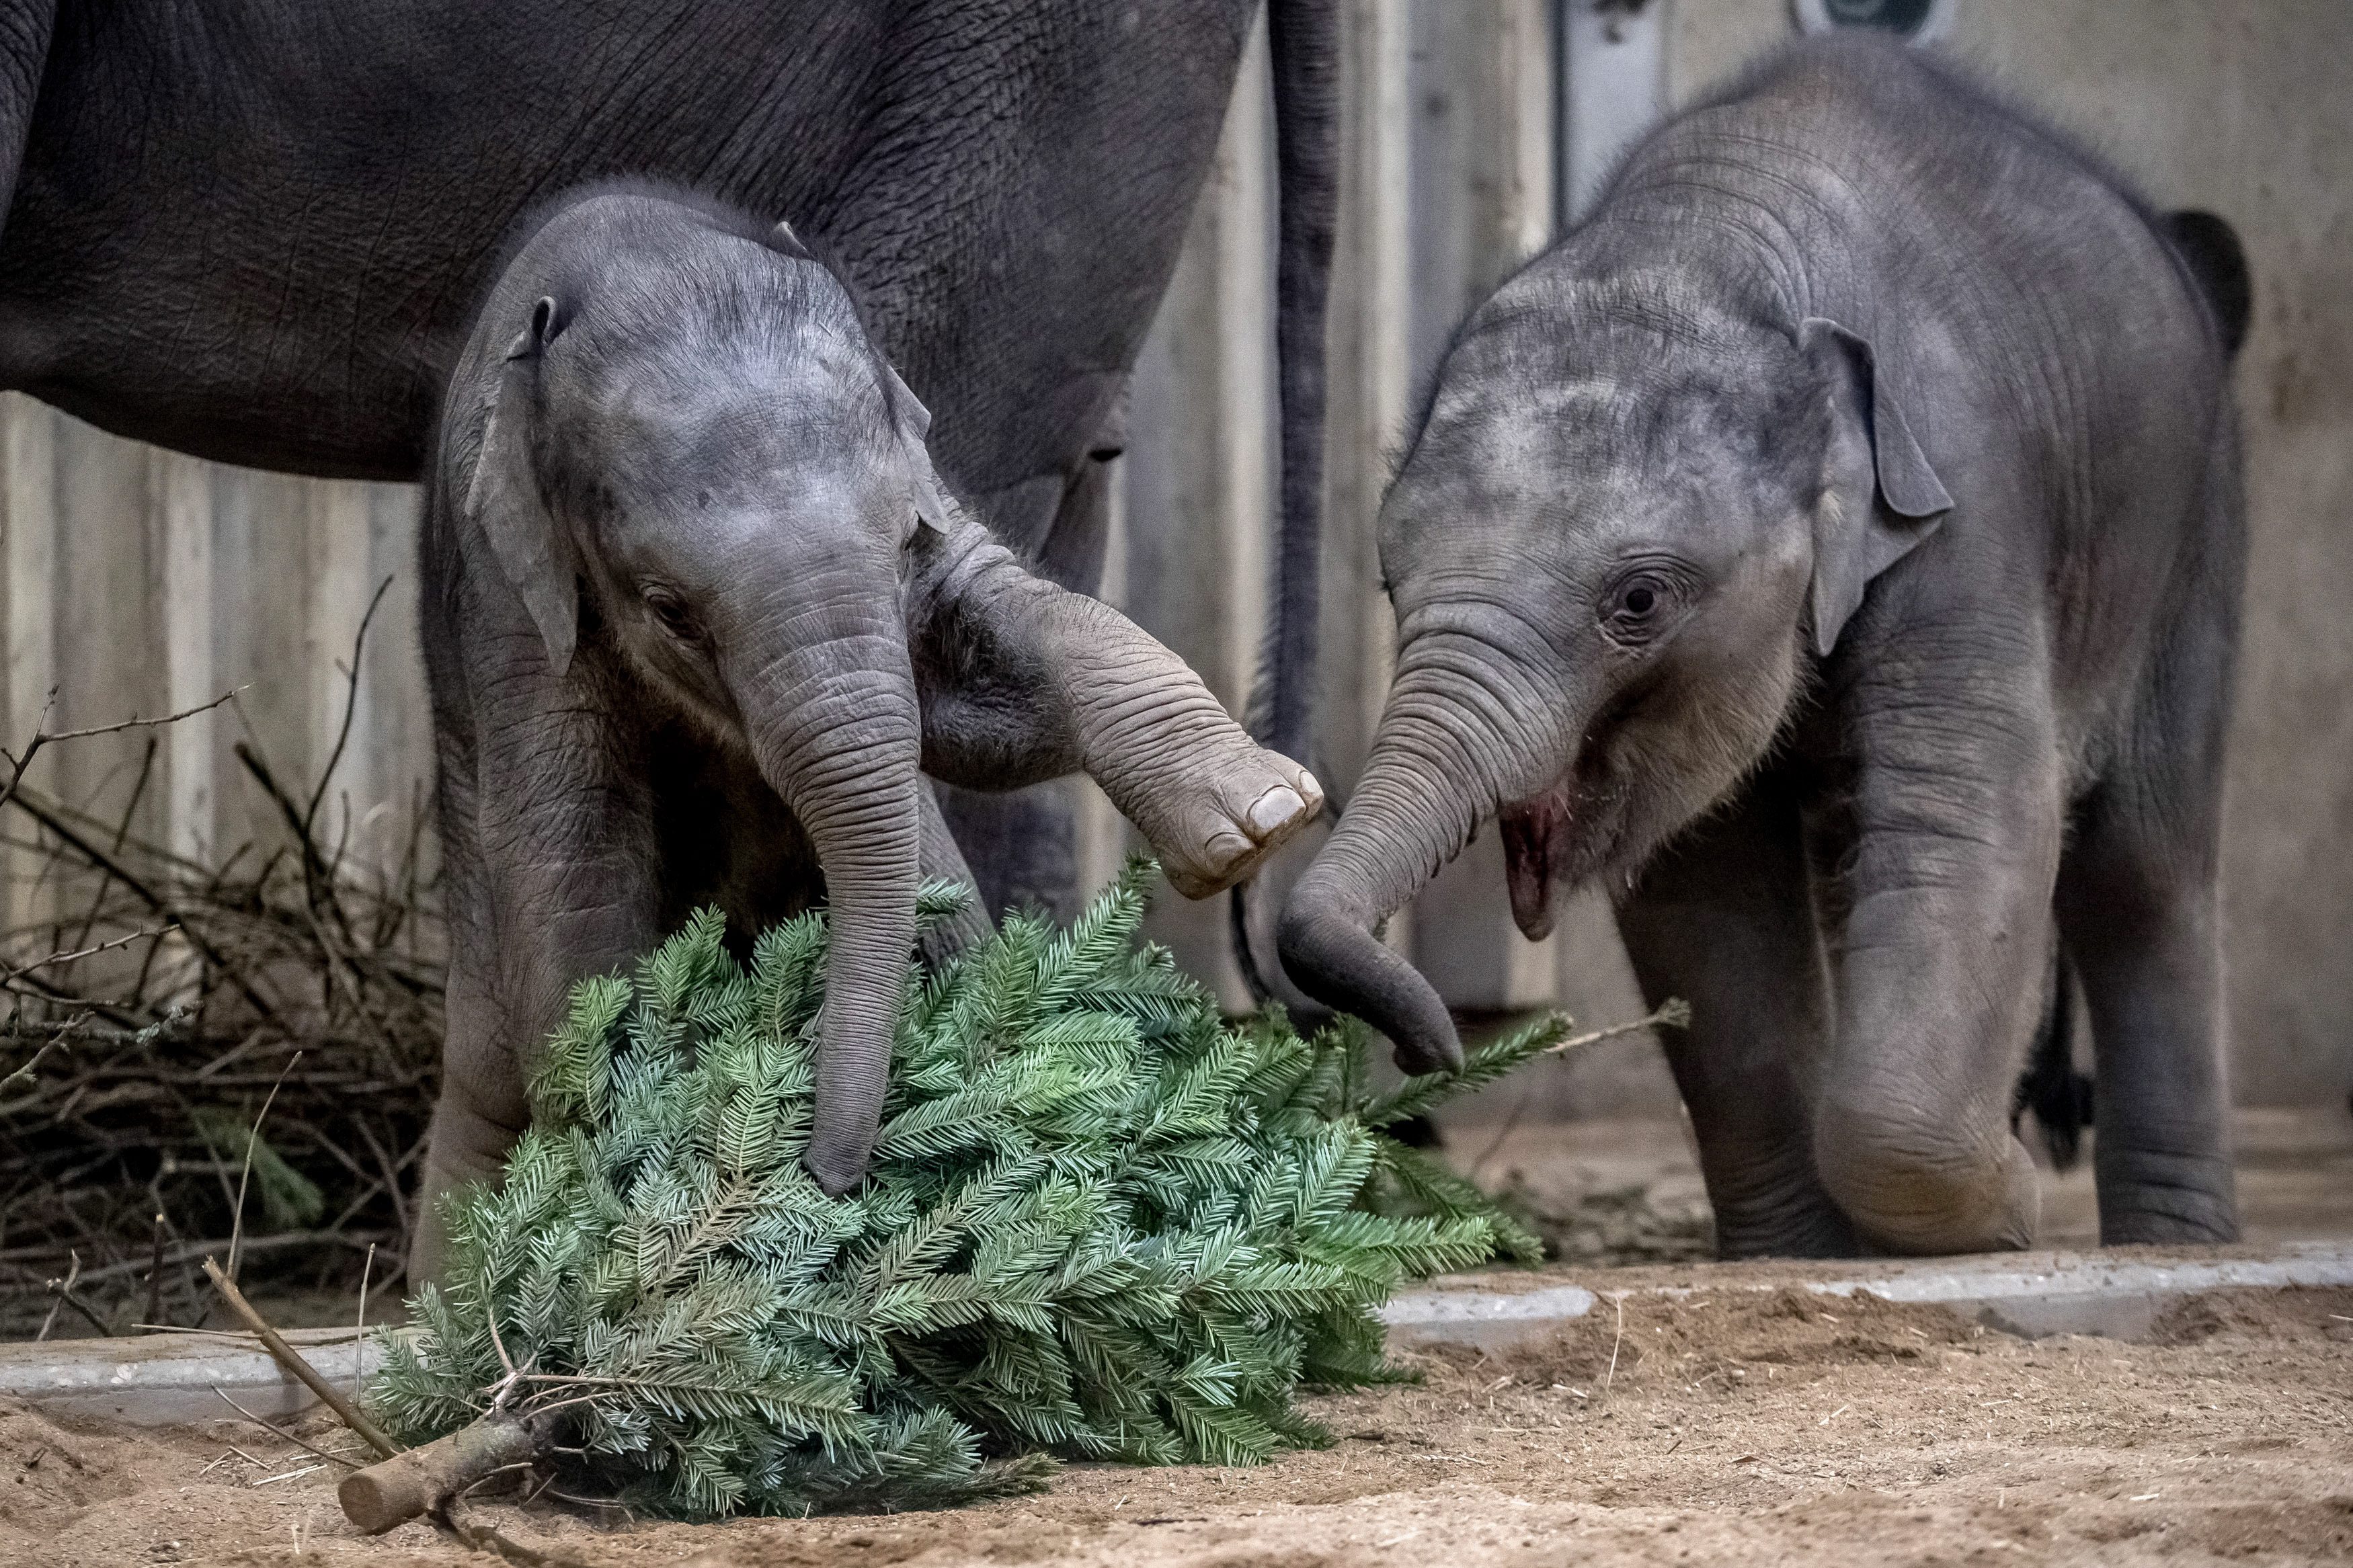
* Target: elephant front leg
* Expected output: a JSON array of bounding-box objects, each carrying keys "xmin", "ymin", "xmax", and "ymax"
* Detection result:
[
  {"xmin": 413, "ymin": 706, "xmax": 660, "ymax": 1283},
  {"xmin": 1811, "ymin": 659, "xmax": 2061, "ymax": 1255},
  {"xmin": 1619, "ymin": 768, "xmax": 1858, "ymax": 1258},
  {"xmin": 911, "ymin": 520, "xmax": 1322, "ymax": 898}
]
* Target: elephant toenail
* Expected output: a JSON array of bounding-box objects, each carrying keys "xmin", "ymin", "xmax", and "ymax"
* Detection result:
[
  {"xmin": 1205, "ymin": 829, "xmax": 1252, "ymax": 866},
  {"xmin": 1295, "ymin": 770, "xmax": 1323, "ymax": 811},
  {"xmin": 1246, "ymin": 786, "xmax": 1305, "ymax": 838}
]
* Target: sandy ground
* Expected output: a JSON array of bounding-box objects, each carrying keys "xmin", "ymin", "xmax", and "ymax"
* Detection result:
[
  {"xmin": 5, "ymin": 1277, "xmax": 2350, "ymax": 1567},
  {"xmin": 5, "ymin": 1107, "xmax": 2347, "ymax": 1567}
]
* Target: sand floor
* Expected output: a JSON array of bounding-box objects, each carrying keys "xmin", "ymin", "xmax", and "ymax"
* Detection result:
[{"xmin": 5, "ymin": 1107, "xmax": 2348, "ymax": 1567}]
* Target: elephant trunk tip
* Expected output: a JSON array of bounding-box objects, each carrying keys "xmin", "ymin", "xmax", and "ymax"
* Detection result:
[
  {"xmin": 1276, "ymin": 871, "xmax": 1464, "ymax": 1075},
  {"xmin": 803, "ymin": 1141, "xmax": 867, "ymax": 1197}
]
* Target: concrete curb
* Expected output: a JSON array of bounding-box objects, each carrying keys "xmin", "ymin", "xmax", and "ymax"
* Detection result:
[
  {"xmin": 7, "ymin": 1244, "xmax": 2348, "ymax": 1425},
  {"xmin": 1380, "ymin": 1240, "xmax": 2353, "ymax": 1349},
  {"xmin": 0, "ymin": 1324, "xmax": 378, "ymax": 1426}
]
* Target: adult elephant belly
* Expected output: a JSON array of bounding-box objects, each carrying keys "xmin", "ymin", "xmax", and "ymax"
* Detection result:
[{"xmin": 0, "ymin": 0, "xmax": 1249, "ymax": 507}]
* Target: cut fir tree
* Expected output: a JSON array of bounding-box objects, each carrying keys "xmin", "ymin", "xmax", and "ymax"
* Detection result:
[{"xmin": 344, "ymin": 859, "xmax": 1581, "ymax": 1530}]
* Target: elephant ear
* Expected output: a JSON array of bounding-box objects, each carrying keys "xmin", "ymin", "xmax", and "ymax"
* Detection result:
[
  {"xmin": 879, "ymin": 359, "xmax": 955, "ymax": 538},
  {"xmin": 463, "ymin": 296, "xmax": 580, "ymax": 676},
  {"xmin": 1800, "ymin": 317, "xmax": 1954, "ymax": 657}
]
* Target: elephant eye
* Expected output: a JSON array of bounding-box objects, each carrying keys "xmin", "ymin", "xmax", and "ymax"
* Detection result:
[
  {"xmin": 641, "ymin": 583, "xmax": 702, "ymax": 642},
  {"xmin": 1600, "ymin": 570, "xmax": 1677, "ymax": 646}
]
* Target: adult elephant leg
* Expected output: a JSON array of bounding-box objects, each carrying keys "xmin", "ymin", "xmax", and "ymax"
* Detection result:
[
  {"xmin": 930, "ymin": 782, "xmax": 1076, "ymax": 924},
  {"xmin": 917, "ymin": 777, "xmax": 998, "ymax": 960},
  {"xmin": 1618, "ymin": 767, "xmax": 1857, "ymax": 1259},
  {"xmin": 1811, "ymin": 639, "xmax": 2059, "ymax": 1255}
]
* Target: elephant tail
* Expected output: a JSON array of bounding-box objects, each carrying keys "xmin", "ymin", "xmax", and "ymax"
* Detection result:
[
  {"xmin": 1251, "ymin": 0, "xmax": 1339, "ymax": 767},
  {"xmin": 2160, "ymin": 209, "xmax": 2252, "ymax": 358},
  {"xmin": 1231, "ymin": 0, "xmax": 1341, "ymax": 1006},
  {"xmin": 2013, "ymin": 938, "xmax": 2094, "ymax": 1169}
]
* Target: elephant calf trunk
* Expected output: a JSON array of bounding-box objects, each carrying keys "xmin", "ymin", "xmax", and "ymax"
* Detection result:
[
  {"xmin": 1277, "ymin": 864, "xmax": 1464, "ymax": 1074},
  {"xmin": 1276, "ymin": 641, "xmax": 1570, "ymax": 1075},
  {"xmin": 744, "ymin": 628, "xmax": 926, "ymax": 1197}
]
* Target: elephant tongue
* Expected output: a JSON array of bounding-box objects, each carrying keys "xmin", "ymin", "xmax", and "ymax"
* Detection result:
[{"xmin": 1498, "ymin": 784, "xmax": 1573, "ymax": 942}]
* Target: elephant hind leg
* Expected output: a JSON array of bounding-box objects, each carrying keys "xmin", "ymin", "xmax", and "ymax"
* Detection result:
[
  {"xmin": 1618, "ymin": 766, "xmax": 1858, "ymax": 1259},
  {"xmin": 2055, "ymin": 663, "xmax": 2240, "ymax": 1240},
  {"xmin": 2055, "ymin": 429, "xmax": 2241, "ymax": 1247},
  {"xmin": 2055, "ymin": 786, "xmax": 2237, "ymax": 1245}
]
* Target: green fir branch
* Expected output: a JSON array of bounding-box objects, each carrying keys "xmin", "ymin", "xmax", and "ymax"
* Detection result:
[{"xmin": 367, "ymin": 860, "xmax": 1552, "ymax": 1518}]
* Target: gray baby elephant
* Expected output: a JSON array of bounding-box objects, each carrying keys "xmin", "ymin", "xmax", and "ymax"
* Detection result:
[
  {"xmin": 1279, "ymin": 38, "xmax": 2248, "ymax": 1257},
  {"xmin": 419, "ymin": 185, "xmax": 1320, "ymax": 1277}
]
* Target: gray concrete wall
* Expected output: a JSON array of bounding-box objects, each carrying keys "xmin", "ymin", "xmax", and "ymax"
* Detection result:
[{"xmin": 1665, "ymin": 0, "xmax": 2353, "ymax": 1106}]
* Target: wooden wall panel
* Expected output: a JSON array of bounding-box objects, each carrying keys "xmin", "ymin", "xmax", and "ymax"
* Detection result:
[{"xmin": 0, "ymin": 399, "xmax": 435, "ymax": 942}]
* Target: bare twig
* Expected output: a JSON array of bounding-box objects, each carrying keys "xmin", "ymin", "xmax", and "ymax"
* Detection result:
[
  {"xmin": 251, "ymin": 1462, "xmax": 327, "ymax": 1487},
  {"xmin": 11, "ymin": 1230, "xmax": 395, "ymax": 1290},
  {"xmin": 5, "ymin": 926, "xmax": 171, "ymax": 985},
  {"xmin": 211, "ymin": 1386, "xmax": 367, "ymax": 1471},
  {"xmin": 1539, "ymin": 997, "xmax": 1693, "ymax": 1057},
  {"xmin": 36, "ymin": 1249, "xmax": 104, "ymax": 1339},
  {"xmin": 63, "ymin": 735, "xmax": 161, "ymax": 958},
  {"xmin": 0, "ymin": 1025, "xmax": 73, "ymax": 1098},
  {"xmin": 354, "ymin": 1241, "xmax": 376, "ymax": 1397},
  {"xmin": 444, "ymin": 1487, "xmax": 598, "ymax": 1568},
  {"xmin": 1467, "ymin": 1078, "xmax": 1538, "ymax": 1182},
  {"xmin": 0, "ymin": 689, "xmax": 243, "ymax": 832},
  {"xmin": 1, "ymin": 788, "xmax": 286, "ymax": 1026},
  {"xmin": 202, "ymin": 1255, "xmax": 398, "ymax": 1458},
  {"xmin": 227, "ymin": 1050, "xmax": 304, "ymax": 1283},
  {"xmin": 9, "ymin": 688, "xmax": 244, "ymax": 753},
  {"xmin": 305, "ymin": 577, "xmax": 396, "ymax": 860},
  {"xmin": 143, "ymin": 1210, "xmax": 167, "ymax": 1329}
]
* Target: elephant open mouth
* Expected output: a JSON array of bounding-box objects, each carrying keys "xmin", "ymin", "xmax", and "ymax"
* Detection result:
[
  {"xmin": 1499, "ymin": 734, "xmax": 1641, "ymax": 942},
  {"xmin": 1499, "ymin": 782, "xmax": 1572, "ymax": 942}
]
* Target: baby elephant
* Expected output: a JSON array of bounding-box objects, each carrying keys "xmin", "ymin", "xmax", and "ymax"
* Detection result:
[
  {"xmin": 1279, "ymin": 38, "xmax": 2248, "ymax": 1257},
  {"xmin": 419, "ymin": 185, "xmax": 1319, "ymax": 1276}
]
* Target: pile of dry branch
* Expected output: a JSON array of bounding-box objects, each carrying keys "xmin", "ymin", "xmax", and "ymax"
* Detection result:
[{"xmin": 0, "ymin": 612, "xmax": 442, "ymax": 1337}]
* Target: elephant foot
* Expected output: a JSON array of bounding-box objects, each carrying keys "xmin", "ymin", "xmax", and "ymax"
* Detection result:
[
  {"xmin": 1146, "ymin": 747, "xmax": 1324, "ymax": 899},
  {"xmin": 1815, "ymin": 1103, "xmax": 2042, "ymax": 1256},
  {"xmin": 2096, "ymin": 1145, "xmax": 2239, "ymax": 1245},
  {"xmin": 1712, "ymin": 1198, "xmax": 1863, "ymax": 1261},
  {"xmin": 2101, "ymin": 1209, "xmax": 2240, "ymax": 1247}
]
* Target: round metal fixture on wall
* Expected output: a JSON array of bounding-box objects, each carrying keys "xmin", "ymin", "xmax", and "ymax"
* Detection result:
[{"xmin": 1791, "ymin": 0, "xmax": 1955, "ymax": 45}]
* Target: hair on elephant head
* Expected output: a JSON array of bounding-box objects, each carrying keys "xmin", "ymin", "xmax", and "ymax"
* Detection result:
[
  {"xmin": 450, "ymin": 185, "xmax": 957, "ymax": 1194},
  {"xmin": 1277, "ymin": 267, "xmax": 1950, "ymax": 1070}
]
